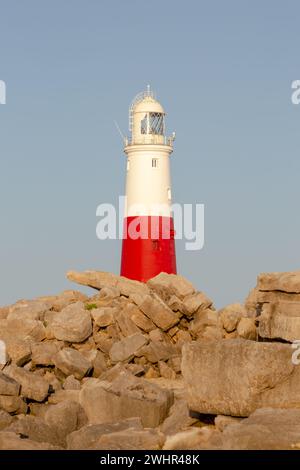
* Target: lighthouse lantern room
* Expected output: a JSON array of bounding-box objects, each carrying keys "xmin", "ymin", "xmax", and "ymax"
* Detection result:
[{"xmin": 120, "ymin": 86, "xmax": 177, "ymax": 282}]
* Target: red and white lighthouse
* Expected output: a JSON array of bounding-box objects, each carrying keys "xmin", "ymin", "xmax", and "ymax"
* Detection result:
[{"xmin": 120, "ymin": 86, "xmax": 177, "ymax": 282}]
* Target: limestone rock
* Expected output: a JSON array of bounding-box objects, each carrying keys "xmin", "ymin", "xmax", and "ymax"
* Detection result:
[
  {"xmin": 91, "ymin": 307, "xmax": 118, "ymax": 327},
  {"xmin": 0, "ymin": 395, "xmax": 27, "ymax": 414},
  {"xmin": 182, "ymin": 339, "xmax": 300, "ymax": 417},
  {"xmin": 53, "ymin": 348, "xmax": 92, "ymax": 380},
  {"xmin": 147, "ymin": 272, "xmax": 195, "ymax": 301},
  {"xmin": 4, "ymin": 365, "xmax": 49, "ymax": 402},
  {"xmin": 109, "ymin": 333, "xmax": 148, "ymax": 363},
  {"xmin": 5, "ymin": 339, "xmax": 31, "ymax": 367},
  {"xmin": 31, "ymin": 341, "xmax": 61, "ymax": 367},
  {"xmin": 7, "ymin": 415, "xmax": 60, "ymax": 446},
  {"xmin": 63, "ymin": 375, "xmax": 81, "ymax": 390},
  {"xmin": 160, "ymin": 399, "xmax": 196, "ymax": 436},
  {"xmin": 0, "ymin": 431, "xmax": 61, "ymax": 450},
  {"xmin": 8, "ymin": 300, "xmax": 51, "ymax": 322},
  {"xmin": 237, "ymin": 317, "xmax": 257, "ymax": 340},
  {"xmin": 51, "ymin": 302, "xmax": 92, "ymax": 343},
  {"xmin": 67, "ymin": 417, "xmax": 143, "ymax": 449},
  {"xmin": 257, "ymin": 271, "xmax": 300, "ymax": 293},
  {"xmin": 136, "ymin": 341, "xmax": 179, "ymax": 363},
  {"xmin": 80, "ymin": 371, "xmax": 173, "ymax": 427},
  {"xmin": 182, "ymin": 292, "xmax": 213, "ymax": 317},
  {"xmin": 219, "ymin": 304, "xmax": 245, "ymax": 333},
  {"xmin": 258, "ymin": 301, "xmax": 300, "ymax": 342},
  {"xmin": 45, "ymin": 400, "xmax": 87, "ymax": 443},
  {"xmin": 92, "ymin": 428, "xmax": 164, "ymax": 450},
  {"xmin": 138, "ymin": 294, "xmax": 180, "ymax": 331},
  {"xmin": 0, "ymin": 372, "xmax": 20, "ymax": 396},
  {"xmin": 0, "ymin": 410, "xmax": 13, "ymax": 430}
]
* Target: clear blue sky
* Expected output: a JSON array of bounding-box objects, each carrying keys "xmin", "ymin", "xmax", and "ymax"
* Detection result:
[{"xmin": 0, "ymin": 0, "xmax": 299, "ymax": 308}]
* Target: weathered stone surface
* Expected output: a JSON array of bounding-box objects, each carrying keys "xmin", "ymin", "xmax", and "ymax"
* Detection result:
[
  {"xmin": 182, "ymin": 339, "xmax": 300, "ymax": 417},
  {"xmin": 237, "ymin": 317, "xmax": 257, "ymax": 340},
  {"xmin": 138, "ymin": 294, "xmax": 180, "ymax": 331},
  {"xmin": 0, "ymin": 410, "xmax": 13, "ymax": 430},
  {"xmin": 67, "ymin": 417, "xmax": 143, "ymax": 449},
  {"xmin": 8, "ymin": 300, "xmax": 51, "ymax": 322},
  {"xmin": 31, "ymin": 341, "xmax": 61, "ymax": 366},
  {"xmin": 80, "ymin": 372, "xmax": 173, "ymax": 427},
  {"xmin": 182, "ymin": 292, "xmax": 213, "ymax": 316},
  {"xmin": 45, "ymin": 400, "xmax": 87, "ymax": 443},
  {"xmin": 129, "ymin": 305, "xmax": 156, "ymax": 332},
  {"xmin": 258, "ymin": 301, "xmax": 300, "ymax": 342},
  {"xmin": 158, "ymin": 361, "xmax": 176, "ymax": 380},
  {"xmin": 258, "ymin": 271, "xmax": 300, "ymax": 293},
  {"xmin": 0, "ymin": 395, "xmax": 27, "ymax": 414},
  {"xmin": 136, "ymin": 341, "xmax": 179, "ymax": 363},
  {"xmin": 51, "ymin": 290, "xmax": 88, "ymax": 312},
  {"xmin": 92, "ymin": 428, "xmax": 164, "ymax": 450},
  {"xmin": 5, "ymin": 339, "xmax": 31, "ymax": 366},
  {"xmin": 188, "ymin": 309, "xmax": 219, "ymax": 339},
  {"xmin": 67, "ymin": 270, "xmax": 149, "ymax": 297},
  {"xmin": 109, "ymin": 333, "xmax": 148, "ymax": 363},
  {"xmin": 219, "ymin": 304, "xmax": 244, "ymax": 332},
  {"xmin": 48, "ymin": 389, "xmax": 80, "ymax": 405},
  {"xmin": 160, "ymin": 400, "xmax": 195, "ymax": 436},
  {"xmin": 91, "ymin": 307, "xmax": 118, "ymax": 327},
  {"xmin": 163, "ymin": 427, "xmax": 218, "ymax": 450},
  {"xmin": 0, "ymin": 372, "xmax": 20, "ymax": 396},
  {"xmin": 53, "ymin": 348, "xmax": 92, "ymax": 380},
  {"xmin": 0, "ymin": 319, "xmax": 46, "ymax": 342},
  {"xmin": 4, "ymin": 365, "xmax": 49, "ymax": 402},
  {"xmin": 51, "ymin": 302, "xmax": 92, "ymax": 343},
  {"xmin": 116, "ymin": 308, "xmax": 141, "ymax": 337},
  {"xmin": 0, "ymin": 431, "xmax": 61, "ymax": 450},
  {"xmin": 63, "ymin": 375, "xmax": 81, "ymax": 390},
  {"xmin": 147, "ymin": 273, "xmax": 195, "ymax": 301},
  {"xmin": 214, "ymin": 415, "xmax": 243, "ymax": 432},
  {"xmin": 7, "ymin": 415, "xmax": 60, "ymax": 446}
]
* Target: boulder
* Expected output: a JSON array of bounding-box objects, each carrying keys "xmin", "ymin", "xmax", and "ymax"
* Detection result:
[
  {"xmin": 237, "ymin": 317, "xmax": 257, "ymax": 340},
  {"xmin": 6, "ymin": 415, "xmax": 60, "ymax": 446},
  {"xmin": 182, "ymin": 339, "xmax": 300, "ymax": 417},
  {"xmin": 7, "ymin": 300, "xmax": 51, "ymax": 322},
  {"xmin": 5, "ymin": 339, "xmax": 31, "ymax": 367},
  {"xmin": 182, "ymin": 292, "xmax": 213, "ymax": 317},
  {"xmin": 44, "ymin": 400, "xmax": 87, "ymax": 443},
  {"xmin": 219, "ymin": 304, "xmax": 245, "ymax": 333},
  {"xmin": 137, "ymin": 294, "xmax": 180, "ymax": 331},
  {"xmin": 257, "ymin": 271, "xmax": 300, "ymax": 293},
  {"xmin": 67, "ymin": 417, "xmax": 143, "ymax": 449},
  {"xmin": 0, "ymin": 372, "xmax": 20, "ymax": 396},
  {"xmin": 4, "ymin": 365, "xmax": 49, "ymax": 402},
  {"xmin": 63, "ymin": 375, "xmax": 81, "ymax": 390},
  {"xmin": 31, "ymin": 341, "xmax": 61, "ymax": 367},
  {"xmin": 92, "ymin": 428, "xmax": 164, "ymax": 450},
  {"xmin": 91, "ymin": 307, "xmax": 118, "ymax": 327},
  {"xmin": 80, "ymin": 371, "xmax": 173, "ymax": 427},
  {"xmin": 0, "ymin": 396, "xmax": 27, "ymax": 414},
  {"xmin": 258, "ymin": 301, "xmax": 300, "ymax": 342},
  {"xmin": 51, "ymin": 302, "xmax": 92, "ymax": 343},
  {"xmin": 109, "ymin": 333, "xmax": 148, "ymax": 363},
  {"xmin": 53, "ymin": 348, "xmax": 92, "ymax": 380},
  {"xmin": 147, "ymin": 272, "xmax": 195, "ymax": 301},
  {"xmin": 136, "ymin": 341, "xmax": 179, "ymax": 364},
  {"xmin": 0, "ymin": 431, "xmax": 61, "ymax": 450}
]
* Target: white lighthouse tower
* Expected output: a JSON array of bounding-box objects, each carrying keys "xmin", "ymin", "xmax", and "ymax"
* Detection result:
[{"xmin": 120, "ymin": 86, "xmax": 177, "ymax": 281}]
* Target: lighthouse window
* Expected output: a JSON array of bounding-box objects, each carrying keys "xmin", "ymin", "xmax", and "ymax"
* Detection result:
[
  {"xmin": 141, "ymin": 114, "xmax": 148, "ymax": 134},
  {"xmin": 152, "ymin": 158, "xmax": 158, "ymax": 168},
  {"xmin": 149, "ymin": 112, "xmax": 164, "ymax": 135}
]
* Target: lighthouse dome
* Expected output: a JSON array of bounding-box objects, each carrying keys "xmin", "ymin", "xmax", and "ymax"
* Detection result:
[{"xmin": 129, "ymin": 88, "xmax": 166, "ymax": 145}]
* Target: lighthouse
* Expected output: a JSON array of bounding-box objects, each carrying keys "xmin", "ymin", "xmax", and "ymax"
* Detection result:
[{"xmin": 120, "ymin": 86, "xmax": 177, "ymax": 282}]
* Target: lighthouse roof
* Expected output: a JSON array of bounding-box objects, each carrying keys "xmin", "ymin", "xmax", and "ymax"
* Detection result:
[{"xmin": 133, "ymin": 95, "xmax": 165, "ymax": 114}]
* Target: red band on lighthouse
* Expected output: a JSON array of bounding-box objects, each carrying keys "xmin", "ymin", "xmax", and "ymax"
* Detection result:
[
  {"xmin": 121, "ymin": 215, "xmax": 177, "ymax": 282},
  {"xmin": 120, "ymin": 87, "xmax": 177, "ymax": 282}
]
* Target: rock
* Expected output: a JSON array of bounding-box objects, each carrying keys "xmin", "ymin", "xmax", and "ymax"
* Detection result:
[
  {"xmin": 51, "ymin": 302, "xmax": 92, "ymax": 343},
  {"xmin": 67, "ymin": 417, "xmax": 143, "ymax": 449},
  {"xmin": 45, "ymin": 401, "xmax": 87, "ymax": 443},
  {"xmin": 188, "ymin": 309, "xmax": 219, "ymax": 339},
  {"xmin": 31, "ymin": 341, "xmax": 61, "ymax": 367},
  {"xmin": 92, "ymin": 351, "xmax": 107, "ymax": 378},
  {"xmin": 91, "ymin": 307, "xmax": 118, "ymax": 327},
  {"xmin": 214, "ymin": 415, "xmax": 243, "ymax": 432},
  {"xmin": 0, "ymin": 372, "xmax": 20, "ymax": 396},
  {"xmin": 7, "ymin": 415, "xmax": 60, "ymax": 446},
  {"xmin": 5, "ymin": 339, "xmax": 31, "ymax": 367},
  {"xmin": 258, "ymin": 301, "xmax": 300, "ymax": 342},
  {"xmin": 109, "ymin": 333, "xmax": 148, "ymax": 363},
  {"xmin": 160, "ymin": 400, "xmax": 196, "ymax": 436},
  {"xmin": 8, "ymin": 300, "xmax": 51, "ymax": 322},
  {"xmin": 136, "ymin": 341, "xmax": 179, "ymax": 363},
  {"xmin": 147, "ymin": 273, "xmax": 195, "ymax": 301},
  {"xmin": 92, "ymin": 428, "xmax": 164, "ymax": 450},
  {"xmin": 217, "ymin": 408, "xmax": 300, "ymax": 449},
  {"xmin": 63, "ymin": 375, "xmax": 81, "ymax": 390},
  {"xmin": 138, "ymin": 294, "xmax": 180, "ymax": 331},
  {"xmin": 53, "ymin": 348, "xmax": 92, "ymax": 380},
  {"xmin": 219, "ymin": 304, "xmax": 245, "ymax": 333},
  {"xmin": 182, "ymin": 292, "xmax": 213, "ymax": 317},
  {"xmin": 0, "ymin": 431, "xmax": 61, "ymax": 450},
  {"xmin": 163, "ymin": 427, "xmax": 218, "ymax": 450},
  {"xmin": 0, "ymin": 395, "xmax": 27, "ymax": 414},
  {"xmin": 0, "ymin": 410, "xmax": 13, "ymax": 430},
  {"xmin": 48, "ymin": 389, "xmax": 80, "ymax": 405},
  {"xmin": 158, "ymin": 361, "xmax": 176, "ymax": 380},
  {"xmin": 128, "ymin": 305, "xmax": 156, "ymax": 332},
  {"xmin": 257, "ymin": 271, "xmax": 300, "ymax": 293},
  {"xmin": 4, "ymin": 365, "xmax": 49, "ymax": 402},
  {"xmin": 237, "ymin": 317, "xmax": 257, "ymax": 340},
  {"xmin": 144, "ymin": 366, "xmax": 160, "ymax": 379},
  {"xmin": 80, "ymin": 371, "xmax": 173, "ymax": 427},
  {"xmin": 182, "ymin": 339, "xmax": 300, "ymax": 417},
  {"xmin": 51, "ymin": 290, "xmax": 88, "ymax": 312},
  {"xmin": 0, "ymin": 319, "xmax": 46, "ymax": 342},
  {"xmin": 115, "ymin": 308, "xmax": 141, "ymax": 337},
  {"xmin": 67, "ymin": 270, "xmax": 149, "ymax": 297}
]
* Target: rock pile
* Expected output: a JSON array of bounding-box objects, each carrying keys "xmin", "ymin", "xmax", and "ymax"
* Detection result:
[{"xmin": 0, "ymin": 269, "xmax": 300, "ymax": 450}]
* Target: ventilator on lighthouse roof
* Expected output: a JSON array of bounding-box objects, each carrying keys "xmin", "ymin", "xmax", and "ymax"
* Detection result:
[{"xmin": 128, "ymin": 86, "xmax": 170, "ymax": 146}]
